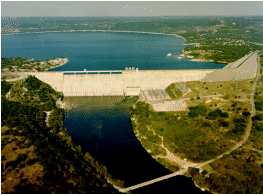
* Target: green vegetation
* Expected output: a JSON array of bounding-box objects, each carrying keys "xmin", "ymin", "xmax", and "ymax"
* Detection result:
[
  {"xmin": 165, "ymin": 83, "xmax": 183, "ymax": 99},
  {"xmin": 156, "ymin": 158, "xmax": 180, "ymax": 172},
  {"xmin": 206, "ymin": 109, "xmax": 228, "ymax": 120},
  {"xmin": 186, "ymin": 55, "xmax": 263, "ymax": 194},
  {"xmin": 2, "ymin": 16, "xmax": 263, "ymax": 63},
  {"xmin": 2, "ymin": 16, "xmax": 263, "ymax": 193},
  {"xmin": 1, "ymin": 80, "xmax": 12, "ymax": 96},
  {"xmin": 1, "ymin": 57, "xmax": 67, "ymax": 72},
  {"xmin": 166, "ymin": 80, "xmax": 253, "ymax": 100},
  {"xmin": 188, "ymin": 105, "xmax": 207, "ymax": 117},
  {"xmin": 1, "ymin": 74, "xmax": 20, "ymax": 80},
  {"xmin": 1, "ymin": 77, "xmax": 119, "ymax": 193},
  {"xmin": 260, "ymin": 53, "xmax": 263, "ymax": 74},
  {"xmin": 131, "ymin": 74, "xmax": 261, "ymax": 193},
  {"xmin": 132, "ymin": 78, "xmax": 253, "ymax": 165},
  {"xmin": 131, "ymin": 102, "xmax": 239, "ymax": 163},
  {"xmin": 7, "ymin": 76, "xmax": 61, "ymax": 111},
  {"xmin": 188, "ymin": 148, "xmax": 263, "ymax": 194},
  {"xmin": 182, "ymin": 44, "xmax": 262, "ymax": 63},
  {"xmin": 179, "ymin": 17, "xmax": 263, "ymax": 63},
  {"xmin": 1, "ymin": 16, "xmax": 222, "ymax": 35},
  {"xmin": 245, "ymin": 60, "xmax": 263, "ymax": 150}
]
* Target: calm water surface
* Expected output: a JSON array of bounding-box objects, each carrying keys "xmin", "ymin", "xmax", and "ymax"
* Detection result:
[
  {"xmin": 1, "ymin": 31, "xmax": 225, "ymax": 70},
  {"xmin": 2, "ymin": 31, "xmax": 212, "ymax": 193},
  {"xmin": 62, "ymin": 96, "xmax": 208, "ymax": 193}
]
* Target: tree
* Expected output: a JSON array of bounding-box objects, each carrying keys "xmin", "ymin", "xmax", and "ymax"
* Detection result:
[
  {"xmin": 188, "ymin": 105, "xmax": 207, "ymax": 117},
  {"xmin": 25, "ymin": 76, "xmax": 42, "ymax": 91},
  {"xmin": 1, "ymin": 80, "xmax": 12, "ymax": 96}
]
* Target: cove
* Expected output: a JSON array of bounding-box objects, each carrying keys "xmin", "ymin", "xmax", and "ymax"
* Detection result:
[
  {"xmin": 62, "ymin": 96, "xmax": 208, "ymax": 193},
  {"xmin": 1, "ymin": 31, "xmax": 225, "ymax": 71}
]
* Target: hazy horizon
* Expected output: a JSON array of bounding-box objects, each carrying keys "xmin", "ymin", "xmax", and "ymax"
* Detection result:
[{"xmin": 2, "ymin": 1, "xmax": 263, "ymax": 17}]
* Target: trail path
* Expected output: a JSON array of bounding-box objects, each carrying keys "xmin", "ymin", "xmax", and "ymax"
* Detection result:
[
  {"xmin": 117, "ymin": 53, "xmax": 261, "ymax": 193},
  {"xmin": 149, "ymin": 126, "xmax": 197, "ymax": 169},
  {"xmin": 2, "ymin": 72, "xmax": 28, "ymax": 82}
]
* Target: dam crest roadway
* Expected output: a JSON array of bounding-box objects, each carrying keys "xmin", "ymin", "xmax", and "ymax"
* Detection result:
[
  {"xmin": 26, "ymin": 68, "xmax": 214, "ymax": 96},
  {"xmin": 21, "ymin": 51, "xmax": 260, "ymax": 192},
  {"xmin": 24, "ymin": 51, "xmax": 259, "ymax": 97}
]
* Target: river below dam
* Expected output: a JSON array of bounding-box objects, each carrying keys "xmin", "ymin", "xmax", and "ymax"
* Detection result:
[
  {"xmin": 62, "ymin": 96, "xmax": 209, "ymax": 193},
  {"xmin": 2, "ymin": 31, "xmax": 215, "ymax": 193}
]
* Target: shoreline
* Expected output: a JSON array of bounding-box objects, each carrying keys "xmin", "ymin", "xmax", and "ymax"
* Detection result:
[
  {"xmin": 130, "ymin": 112, "xmax": 209, "ymax": 193},
  {"xmin": 2, "ymin": 58, "xmax": 69, "ymax": 81},
  {"xmin": 4, "ymin": 29, "xmax": 219, "ymax": 65},
  {"xmin": 180, "ymin": 53, "xmax": 228, "ymax": 64},
  {"xmin": 45, "ymin": 57, "xmax": 68, "ymax": 71},
  {"xmin": 3, "ymin": 29, "xmax": 226, "ymax": 64},
  {"xmin": 2, "ymin": 29, "xmax": 187, "ymax": 41}
]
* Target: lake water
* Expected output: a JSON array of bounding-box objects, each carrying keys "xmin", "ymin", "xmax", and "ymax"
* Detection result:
[
  {"xmin": 1, "ymin": 31, "xmax": 225, "ymax": 71},
  {"xmin": 2, "ymin": 31, "xmax": 212, "ymax": 193}
]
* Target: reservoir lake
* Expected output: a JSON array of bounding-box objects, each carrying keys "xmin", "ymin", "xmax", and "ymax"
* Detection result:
[
  {"xmin": 1, "ymin": 31, "xmax": 216, "ymax": 193},
  {"xmin": 2, "ymin": 31, "xmax": 225, "ymax": 70}
]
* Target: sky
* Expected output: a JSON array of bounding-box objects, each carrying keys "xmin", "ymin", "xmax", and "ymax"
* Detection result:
[{"xmin": 1, "ymin": 1, "xmax": 263, "ymax": 17}]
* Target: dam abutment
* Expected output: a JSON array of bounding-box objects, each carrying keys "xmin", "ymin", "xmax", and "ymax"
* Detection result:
[
  {"xmin": 25, "ymin": 69, "xmax": 214, "ymax": 97},
  {"xmin": 24, "ymin": 51, "xmax": 259, "ymax": 97}
]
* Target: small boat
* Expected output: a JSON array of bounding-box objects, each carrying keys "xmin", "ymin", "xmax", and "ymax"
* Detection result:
[
  {"xmin": 177, "ymin": 56, "xmax": 182, "ymax": 59},
  {"xmin": 167, "ymin": 53, "xmax": 172, "ymax": 57}
]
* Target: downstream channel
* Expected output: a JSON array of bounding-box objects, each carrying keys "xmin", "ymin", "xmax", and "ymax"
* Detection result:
[
  {"xmin": 62, "ymin": 96, "xmax": 209, "ymax": 193},
  {"xmin": 2, "ymin": 31, "xmax": 218, "ymax": 193}
]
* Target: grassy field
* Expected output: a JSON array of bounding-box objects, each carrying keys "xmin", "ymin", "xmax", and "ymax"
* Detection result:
[
  {"xmin": 184, "ymin": 53, "xmax": 263, "ymax": 194},
  {"xmin": 131, "ymin": 76, "xmax": 257, "ymax": 187},
  {"xmin": 131, "ymin": 99, "xmax": 251, "ymax": 165},
  {"xmin": 1, "ymin": 126, "xmax": 44, "ymax": 193},
  {"xmin": 244, "ymin": 60, "xmax": 263, "ymax": 150},
  {"xmin": 129, "ymin": 54, "xmax": 263, "ymax": 193},
  {"xmin": 187, "ymin": 146, "xmax": 263, "ymax": 194},
  {"xmin": 1, "ymin": 74, "xmax": 20, "ymax": 80},
  {"xmin": 166, "ymin": 79, "xmax": 254, "ymax": 100}
]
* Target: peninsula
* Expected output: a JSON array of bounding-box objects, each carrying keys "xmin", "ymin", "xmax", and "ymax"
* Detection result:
[
  {"xmin": 2, "ymin": 16, "xmax": 263, "ymax": 63},
  {"xmin": 1, "ymin": 57, "xmax": 68, "ymax": 81},
  {"xmin": 2, "ymin": 15, "xmax": 263, "ymax": 194}
]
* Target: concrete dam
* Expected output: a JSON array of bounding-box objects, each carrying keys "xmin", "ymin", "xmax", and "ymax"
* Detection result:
[
  {"xmin": 25, "ymin": 51, "xmax": 259, "ymax": 97},
  {"xmin": 26, "ymin": 69, "xmax": 214, "ymax": 96}
]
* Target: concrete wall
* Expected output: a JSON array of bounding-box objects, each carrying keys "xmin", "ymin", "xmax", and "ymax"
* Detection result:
[
  {"xmin": 25, "ymin": 72, "xmax": 64, "ymax": 91},
  {"xmin": 125, "ymin": 87, "xmax": 141, "ymax": 96},
  {"xmin": 133, "ymin": 70, "xmax": 214, "ymax": 90},
  {"xmin": 23, "ymin": 52, "xmax": 258, "ymax": 96},
  {"xmin": 63, "ymin": 73, "xmax": 124, "ymax": 96},
  {"xmin": 25, "ymin": 69, "xmax": 214, "ymax": 96},
  {"xmin": 202, "ymin": 52, "xmax": 259, "ymax": 82}
]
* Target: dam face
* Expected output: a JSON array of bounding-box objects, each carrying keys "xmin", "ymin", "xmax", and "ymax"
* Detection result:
[{"xmin": 26, "ymin": 69, "xmax": 214, "ymax": 96}]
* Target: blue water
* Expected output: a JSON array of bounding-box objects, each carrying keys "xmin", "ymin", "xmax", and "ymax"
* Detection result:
[
  {"xmin": 62, "ymin": 96, "xmax": 209, "ymax": 193},
  {"xmin": 1, "ymin": 31, "xmax": 225, "ymax": 71},
  {"xmin": 2, "ymin": 31, "xmax": 211, "ymax": 193},
  {"xmin": 62, "ymin": 97, "xmax": 173, "ymax": 186}
]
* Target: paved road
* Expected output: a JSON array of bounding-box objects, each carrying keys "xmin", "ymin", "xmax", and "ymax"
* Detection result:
[
  {"xmin": 115, "ymin": 52, "xmax": 261, "ymax": 193},
  {"xmin": 202, "ymin": 51, "xmax": 259, "ymax": 82},
  {"xmin": 2, "ymin": 72, "xmax": 28, "ymax": 82},
  {"xmin": 196, "ymin": 52, "xmax": 260, "ymax": 168}
]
